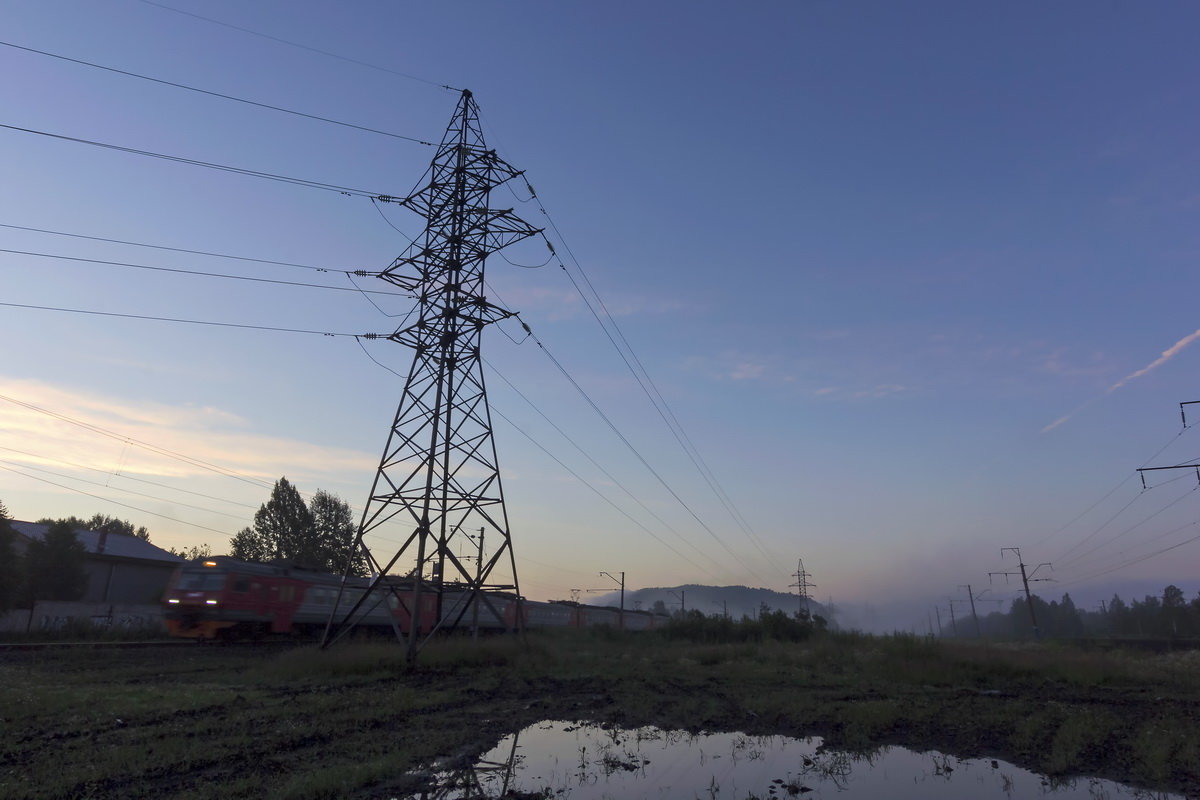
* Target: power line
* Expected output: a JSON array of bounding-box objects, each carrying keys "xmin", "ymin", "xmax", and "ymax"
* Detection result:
[
  {"xmin": 0, "ymin": 462, "xmax": 232, "ymax": 537},
  {"xmin": 523, "ymin": 324, "xmax": 764, "ymax": 582},
  {"xmin": 0, "ymin": 300, "xmax": 374, "ymax": 337},
  {"xmin": 1053, "ymin": 527, "xmax": 1200, "ymax": 590},
  {"xmin": 0, "ymin": 247, "xmax": 412, "ymax": 297},
  {"xmin": 1053, "ymin": 469, "xmax": 1194, "ymax": 564},
  {"xmin": 353, "ymin": 339, "xmax": 722, "ymax": 578},
  {"xmin": 0, "ymin": 393, "xmax": 275, "ymax": 491},
  {"xmin": 522, "ymin": 178, "xmax": 778, "ymax": 577},
  {"xmin": 1043, "ymin": 426, "xmax": 1189, "ymax": 549},
  {"xmin": 0, "ymin": 122, "xmax": 406, "ymax": 200},
  {"xmin": 0, "ymin": 456, "xmax": 246, "ymax": 521},
  {"xmin": 1055, "ymin": 484, "xmax": 1199, "ymax": 571},
  {"xmin": 0, "ymin": 40, "xmax": 434, "ymax": 146},
  {"xmin": 0, "ymin": 444, "xmax": 257, "ymax": 510},
  {"xmin": 489, "ymin": 404, "xmax": 718, "ymax": 577},
  {"xmin": 137, "ymin": 0, "xmax": 459, "ymax": 91},
  {"xmin": 484, "ymin": 355, "xmax": 695, "ymax": 548},
  {"xmin": 0, "ymin": 221, "xmax": 354, "ymax": 271}
]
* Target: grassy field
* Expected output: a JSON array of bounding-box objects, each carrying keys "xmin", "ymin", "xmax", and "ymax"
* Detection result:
[{"xmin": 2, "ymin": 629, "xmax": 1198, "ymax": 798}]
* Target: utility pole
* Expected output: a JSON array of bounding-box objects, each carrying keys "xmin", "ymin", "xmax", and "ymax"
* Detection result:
[
  {"xmin": 934, "ymin": 606, "xmax": 944, "ymax": 637},
  {"xmin": 670, "ymin": 590, "xmax": 685, "ymax": 614},
  {"xmin": 790, "ymin": 558, "xmax": 815, "ymax": 618},
  {"xmin": 990, "ymin": 547, "xmax": 1052, "ymax": 640},
  {"xmin": 946, "ymin": 600, "xmax": 959, "ymax": 638},
  {"xmin": 321, "ymin": 90, "xmax": 540, "ymax": 661},
  {"xmin": 959, "ymin": 584, "xmax": 982, "ymax": 638},
  {"xmin": 591, "ymin": 571, "xmax": 625, "ymax": 630},
  {"xmin": 466, "ymin": 527, "xmax": 484, "ymax": 639},
  {"xmin": 713, "ymin": 600, "xmax": 728, "ymax": 619}
]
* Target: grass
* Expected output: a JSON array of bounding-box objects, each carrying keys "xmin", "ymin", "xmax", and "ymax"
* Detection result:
[{"xmin": 1, "ymin": 631, "xmax": 1198, "ymax": 799}]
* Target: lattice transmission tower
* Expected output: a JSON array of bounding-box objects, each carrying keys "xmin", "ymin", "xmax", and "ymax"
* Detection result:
[{"xmin": 322, "ymin": 90, "xmax": 540, "ymax": 658}]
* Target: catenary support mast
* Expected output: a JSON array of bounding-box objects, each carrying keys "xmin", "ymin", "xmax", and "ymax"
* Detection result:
[{"xmin": 321, "ymin": 90, "xmax": 540, "ymax": 659}]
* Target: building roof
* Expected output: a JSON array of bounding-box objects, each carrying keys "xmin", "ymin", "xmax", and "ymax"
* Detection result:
[{"xmin": 10, "ymin": 520, "xmax": 185, "ymax": 564}]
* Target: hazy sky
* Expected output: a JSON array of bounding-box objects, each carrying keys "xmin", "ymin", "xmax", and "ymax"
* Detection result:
[{"xmin": 2, "ymin": 1, "xmax": 1198, "ymax": 630}]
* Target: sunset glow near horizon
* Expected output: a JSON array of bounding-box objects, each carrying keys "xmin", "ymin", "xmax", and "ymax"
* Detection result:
[{"xmin": 2, "ymin": 1, "xmax": 1199, "ymax": 631}]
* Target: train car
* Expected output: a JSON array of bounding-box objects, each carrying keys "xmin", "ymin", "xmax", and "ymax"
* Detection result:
[
  {"xmin": 163, "ymin": 556, "xmax": 670, "ymax": 639},
  {"xmin": 163, "ymin": 557, "xmax": 408, "ymax": 639}
]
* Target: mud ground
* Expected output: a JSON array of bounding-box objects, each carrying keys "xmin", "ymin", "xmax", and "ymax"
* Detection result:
[{"xmin": 1, "ymin": 633, "xmax": 1197, "ymax": 799}]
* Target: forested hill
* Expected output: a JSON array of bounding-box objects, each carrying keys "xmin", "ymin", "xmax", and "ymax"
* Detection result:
[{"xmin": 586, "ymin": 584, "xmax": 830, "ymax": 624}]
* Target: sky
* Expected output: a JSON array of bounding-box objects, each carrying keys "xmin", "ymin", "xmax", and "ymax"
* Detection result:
[{"xmin": 2, "ymin": 1, "xmax": 1199, "ymax": 632}]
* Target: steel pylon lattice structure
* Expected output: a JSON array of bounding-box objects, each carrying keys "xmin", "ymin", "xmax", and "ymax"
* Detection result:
[{"xmin": 322, "ymin": 90, "xmax": 540, "ymax": 657}]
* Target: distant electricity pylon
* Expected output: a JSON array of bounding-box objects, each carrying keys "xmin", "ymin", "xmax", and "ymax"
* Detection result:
[
  {"xmin": 322, "ymin": 90, "xmax": 540, "ymax": 659},
  {"xmin": 790, "ymin": 558, "xmax": 815, "ymax": 617}
]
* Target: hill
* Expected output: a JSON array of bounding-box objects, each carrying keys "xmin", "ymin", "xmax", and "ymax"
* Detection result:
[{"xmin": 586, "ymin": 584, "xmax": 830, "ymax": 624}]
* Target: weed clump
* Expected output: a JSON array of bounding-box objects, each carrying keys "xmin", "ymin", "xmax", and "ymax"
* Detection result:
[{"xmin": 658, "ymin": 608, "xmax": 825, "ymax": 644}]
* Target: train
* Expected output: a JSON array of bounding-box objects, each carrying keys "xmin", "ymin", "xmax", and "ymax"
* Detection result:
[{"xmin": 162, "ymin": 556, "xmax": 666, "ymax": 639}]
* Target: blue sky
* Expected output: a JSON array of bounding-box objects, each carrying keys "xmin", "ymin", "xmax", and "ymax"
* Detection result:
[{"xmin": 2, "ymin": 1, "xmax": 1198, "ymax": 630}]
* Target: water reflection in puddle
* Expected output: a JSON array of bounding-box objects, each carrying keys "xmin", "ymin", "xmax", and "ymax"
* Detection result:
[{"xmin": 416, "ymin": 721, "xmax": 1180, "ymax": 800}]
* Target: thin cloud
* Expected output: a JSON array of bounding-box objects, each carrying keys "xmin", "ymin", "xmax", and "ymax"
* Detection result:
[
  {"xmin": 1106, "ymin": 328, "xmax": 1200, "ymax": 393},
  {"xmin": 1041, "ymin": 328, "xmax": 1200, "ymax": 433},
  {"xmin": 0, "ymin": 377, "xmax": 375, "ymax": 481}
]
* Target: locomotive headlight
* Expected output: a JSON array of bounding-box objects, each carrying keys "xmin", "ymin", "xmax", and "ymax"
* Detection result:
[
  {"xmin": 205, "ymin": 599, "xmax": 218, "ymax": 605},
  {"xmin": 167, "ymin": 598, "xmax": 180, "ymax": 604}
]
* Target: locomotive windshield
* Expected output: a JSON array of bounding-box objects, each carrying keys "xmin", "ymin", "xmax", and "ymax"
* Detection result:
[{"xmin": 177, "ymin": 572, "xmax": 226, "ymax": 591}]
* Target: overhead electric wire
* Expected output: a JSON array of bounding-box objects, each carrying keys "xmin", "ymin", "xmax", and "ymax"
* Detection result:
[
  {"xmin": 0, "ymin": 122, "xmax": 406, "ymax": 201},
  {"xmin": 1052, "ymin": 468, "xmax": 1195, "ymax": 564},
  {"xmin": 0, "ymin": 462, "xmax": 232, "ymax": 536},
  {"xmin": 1055, "ymin": 483, "xmax": 1199, "ymax": 571},
  {"xmin": 483, "ymin": 355, "xmax": 695, "ymax": 546},
  {"xmin": 1, "ymin": 393, "xmax": 267, "ymax": 491},
  {"xmin": 1052, "ymin": 527, "xmax": 1200, "ymax": 590},
  {"xmin": 487, "ymin": 403, "xmax": 717, "ymax": 577},
  {"xmin": 370, "ymin": 198, "xmax": 417, "ymax": 245},
  {"xmin": 0, "ymin": 40, "xmax": 434, "ymax": 145},
  {"xmin": 481, "ymin": 277, "xmax": 759, "ymax": 579},
  {"xmin": 523, "ymin": 326, "xmax": 764, "ymax": 581},
  {"xmin": 0, "ymin": 444, "xmax": 257, "ymax": 510},
  {"xmin": 0, "ymin": 299, "xmax": 377, "ymax": 338},
  {"xmin": 1057, "ymin": 517, "xmax": 1200, "ymax": 585},
  {"xmin": 350, "ymin": 338, "xmax": 715, "ymax": 575},
  {"xmin": 550, "ymin": 249, "xmax": 782, "ymax": 573},
  {"xmin": 0, "ymin": 247, "xmax": 412, "ymax": 297},
  {"xmin": 498, "ymin": 154, "xmax": 776, "ymax": 573},
  {"xmin": 0, "ymin": 456, "xmax": 246, "ymax": 521},
  {"xmin": 521, "ymin": 182, "xmax": 779, "ymax": 576},
  {"xmin": 137, "ymin": 0, "xmax": 458, "ymax": 91},
  {"xmin": 0, "ymin": 221, "xmax": 353, "ymax": 272},
  {"xmin": 1043, "ymin": 426, "xmax": 1190, "ymax": 549}
]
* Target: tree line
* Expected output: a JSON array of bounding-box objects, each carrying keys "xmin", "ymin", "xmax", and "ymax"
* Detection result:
[{"xmin": 943, "ymin": 586, "xmax": 1200, "ymax": 640}]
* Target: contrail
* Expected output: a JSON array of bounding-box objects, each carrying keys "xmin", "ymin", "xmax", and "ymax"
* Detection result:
[
  {"xmin": 1041, "ymin": 328, "xmax": 1200, "ymax": 433},
  {"xmin": 1106, "ymin": 328, "xmax": 1200, "ymax": 393}
]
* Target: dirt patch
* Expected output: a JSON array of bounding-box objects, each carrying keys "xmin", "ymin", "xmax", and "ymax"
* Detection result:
[{"xmin": 2, "ymin": 634, "xmax": 1198, "ymax": 799}]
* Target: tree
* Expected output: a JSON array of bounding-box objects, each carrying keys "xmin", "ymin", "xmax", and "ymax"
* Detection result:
[
  {"xmin": 23, "ymin": 520, "xmax": 88, "ymax": 603},
  {"xmin": 167, "ymin": 543, "xmax": 213, "ymax": 561},
  {"xmin": 230, "ymin": 477, "xmax": 313, "ymax": 563},
  {"xmin": 309, "ymin": 490, "xmax": 368, "ymax": 577},
  {"xmin": 0, "ymin": 499, "xmax": 20, "ymax": 612},
  {"xmin": 37, "ymin": 514, "xmax": 150, "ymax": 542},
  {"xmin": 230, "ymin": 478, "xmax": 366, "ymax": 575}
]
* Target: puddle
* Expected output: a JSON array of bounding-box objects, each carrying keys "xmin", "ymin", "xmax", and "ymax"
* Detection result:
[{"xmin": 409, "ymin": 720, "xmax": 1182, "ymax": 799}]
